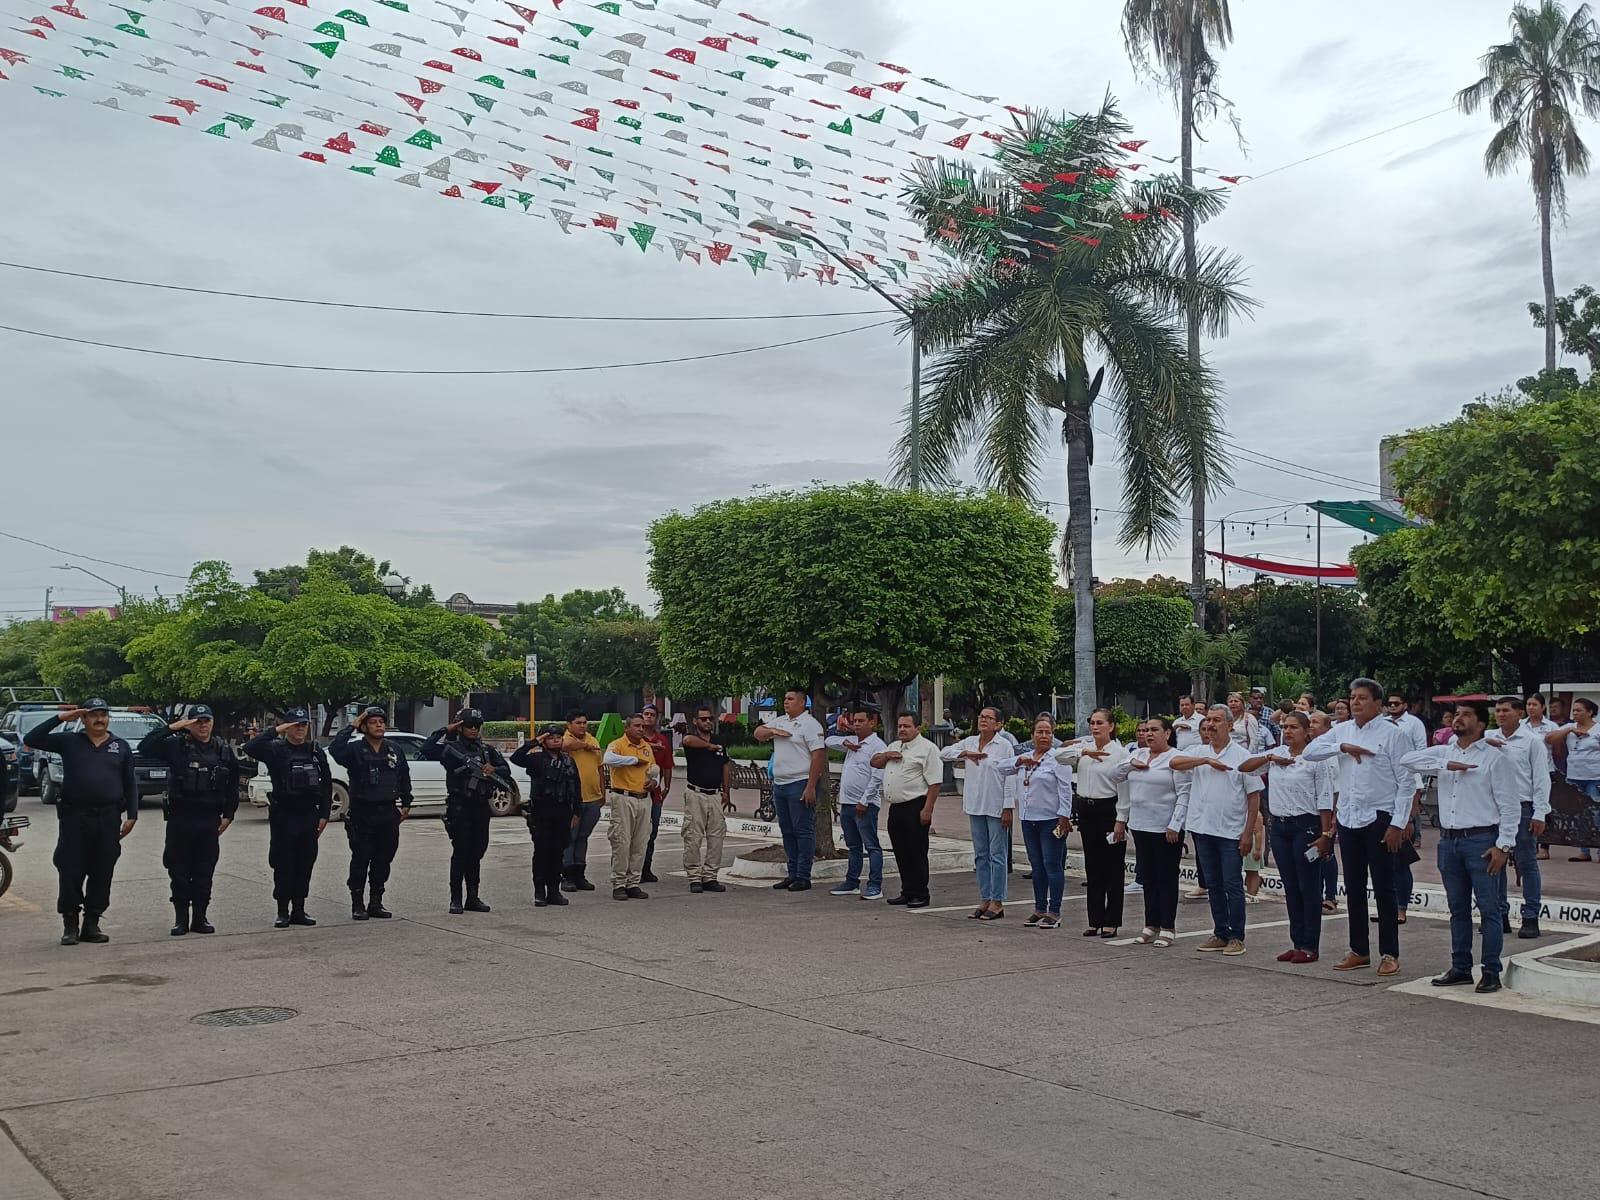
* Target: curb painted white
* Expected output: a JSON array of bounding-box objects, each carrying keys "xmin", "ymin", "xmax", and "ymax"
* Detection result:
[{"xmin": 1503, "ymin": 932, "xmax": 1600, "ymax": 1007}]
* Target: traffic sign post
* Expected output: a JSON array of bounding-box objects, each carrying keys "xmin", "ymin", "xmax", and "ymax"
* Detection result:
[{"xmin": 525, "ymin": 654, "xmax": 539, "ymax": 738}]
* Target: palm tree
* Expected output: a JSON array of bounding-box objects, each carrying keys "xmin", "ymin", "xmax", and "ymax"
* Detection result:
[
  {"xmin": 895, "ymin": 99, "xmax": 1254, "ymax": 731},
  {"xmin": 1457, "ymin": 1, "xmax": 1600, "ymax": 374},
  {"xmin": 1122, "ymin": 1, "xmax": 1238, "ymax": 698}
]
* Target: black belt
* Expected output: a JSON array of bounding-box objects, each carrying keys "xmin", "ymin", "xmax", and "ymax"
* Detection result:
[
  {"xmin": 1441, "ymin": 824, "xmax": 1496, "ymax": 839},
  {"xmin": 686, "ymin": 783, "xmax": 722, "ymax": 796},
  {"xmin": 1079, "ymin": 794, "xmax": 1116, "ymax": 803},
  {"xmin": 610, "ymin": 787, "xmax": 650, "ymax": 799}
]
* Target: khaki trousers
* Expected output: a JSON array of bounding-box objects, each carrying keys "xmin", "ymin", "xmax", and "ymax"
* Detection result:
[
  {"xmin": 681, "ymin": 788, "xmax": 728, "ymax": 882},
  {"xmin": 608, "ymin": 792, "xmax": 652, "ymax": 890}
]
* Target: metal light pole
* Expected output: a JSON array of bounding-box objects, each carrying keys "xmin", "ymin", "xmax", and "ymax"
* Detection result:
[
  {"xmin": 53, "ymin": 563, "xmax": 128, "ymax": 608},
  {"xmin": 749, "ymin": 220, "xmax": 922, "ymax": 491}
]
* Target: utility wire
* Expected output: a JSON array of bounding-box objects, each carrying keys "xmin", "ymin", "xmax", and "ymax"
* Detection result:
[
  {"xmin": 1245, "ymin": 107, "xmax": 1458, "ymax": 184},
  {"xmin": 0, "ymin": 529, "xmax": 190, "ymax": 579},
  {"xmin": 0, "ymin": 260, "xmax": 891, "ymax": 322},
  {"xmin": 0, "ymin": 319, "xmax": 898, "ymax": 376}
]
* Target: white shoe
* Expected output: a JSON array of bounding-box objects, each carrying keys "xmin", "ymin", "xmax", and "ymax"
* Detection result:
[{"xmin": 1124, "ymin": 882, "xmax": 1143, "ymax": 893}]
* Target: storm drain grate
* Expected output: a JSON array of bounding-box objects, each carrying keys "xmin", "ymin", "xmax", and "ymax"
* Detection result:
[{"xmin": 190, "ymin": 1006, "xmax": 299, "ymax": 1028}]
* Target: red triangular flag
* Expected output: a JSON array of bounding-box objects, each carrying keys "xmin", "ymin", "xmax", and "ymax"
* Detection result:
[
  {"xmin": 397, "ymin": 92, "xmax": 423, "ymax": 111},
  {"xmin": 707, "ymin": 241, "xmax": 732, "ymax": 264},
  {"xmin": 946, "ymin": 133, "xmax": 970, "ymax": 149},
  {"xmin": 469, "ymin": 180, "xmax": 500, "ymax": 194},
  {"xmin": 324, "ymin": 132, "xmax": 356, "ymax": 153},
  {"xmin": 700, "ymin": 36, "xmax": 728, "ymax": 51},
  {"xmin": 1020, "ymin": 181, "xmax": 1046, "ymax": 193},
  {"xmin": 508, "ymin": 3, "xmax": 536, "ymax": 21},
  {"xmin": 667, "ymin": 47, "xmax": 695, "ymax": 63},
  {"xmin": 593, "ymin": 212, "xmax": 618, "ymax": 229},
  {"xmin": 1118, "ymin": 140, "xmax": 1147, "ymax": 151},
  {"xmin": 441, "ymin": 184, "xmax": 463, "ymax": 197}
]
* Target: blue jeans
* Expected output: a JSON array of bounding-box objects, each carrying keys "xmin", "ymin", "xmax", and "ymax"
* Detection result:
[
  {"xmin": 1193, "ymin": 833, "xmax": 1245, "ymax": 942},
  {"xmin": 970, "ymin": 814, "xmax": 1008, "ymax": 903},
  {"xmin": 839, "ymin": 802, "xmax": 883, "ymax": 889},
  {"xmin": 1571, "ymin": 780, "xmax": 1600, "ymax": 858},
  {"xmin": 562, "ymin": 802, "xmax": 603, "ymax": 879},
  {"xmin": 1499, "ymin": 802, "xmax": 1542, "ymax": 921},
  {"xmin": 1020, "ymin": 819, "xmax": 1066, "ymax": 914},
  {"xmin": 772, "ymin": 779, "xmax": 816, "ymax": 881},
  {"xmin": 1270, "ymin": 813, "xmax": 1326, "ymax": 953},
  {"xmin": 1437, "ymin": 828, "xmax": 1504, "ymax": 973},
  {"xmin": 1322, "ymin": 847, "xmax": 1339, "ymax": 901}
]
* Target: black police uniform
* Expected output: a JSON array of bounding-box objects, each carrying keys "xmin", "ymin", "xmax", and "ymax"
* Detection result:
[
  {"xmin": 244, "ymin": 711, "xmax": 332, "ymax": 925},
  {"xmin": 140, "ymin": 713, "xmax": 242, "ymax": 934},
  {"xmin": 422, "ymin": 723, "xmax": 511, "ymax": 910},
  {"xmin": 329, "ymin": 718, "xmax": 413, "ymax": 918},
  {"xmin": 24, "ymin": 706, "xmax": 138, "ymax": 943},
  {"xmin": 509, "ymin": 740, "xmax": 580, "ymax": 904}
]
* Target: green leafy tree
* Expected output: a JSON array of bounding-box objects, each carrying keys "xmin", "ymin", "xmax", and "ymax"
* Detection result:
[
  {"xmin": 498, "ymin": 587, "xmax": 645, "ymax": 699},
  {"xmin": 1351, "ymin": 530, "xmax": 1487, "ymax": 698},
  {"xmin": 1530, "ymin": 282, "xmax": 1600, "ymax": 376},
  {"xmin": 650, "ymin": 484, "xmax": 1057, "ymax": 713},
  {"xmin": 0, "ymin": 620, "xmax": 57, "ymax": 689},
  {"xmin": 36, "ymin": 598, "xmax": 170, "ymax": 704},
  {"xmin": 1178, "ymin": 626, "xmax": 1248, "ymax": 703},
  {"xmin": 1046, "ymin": 593, "xmax": 1195, "ymax": 701},
  {"xmin": 252, "ymin": 546, "xmax": 436, "ymax": 607},
  {"xmin": 1122, "ymin": 0, "xmax": 1240, "ymax": 669},
  {"xmin": 1229, "ymin": 580, "xmax": 1367, "ymax": 696},
  {"xmin": 1391, "ymin": 382, "xmax": 1600, "ymax": 685},
  {"xmin": 562, "ymin": 618, "xmax": 663, "ymax": 697},
  {"xmin": 1456, "ymin": 1, "xmax": 1600, "ymax": 374},
  {"xmin": 894, "ymin": 99, "xmax": 1254, "ymax": 730}
]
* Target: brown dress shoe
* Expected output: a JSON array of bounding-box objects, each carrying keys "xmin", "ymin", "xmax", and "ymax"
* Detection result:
[
  {"xmin": 1376, "ymin": 955, "xmax": 1400, "ymax": 976},
  {"xmin": 1196, "ymin": 936, "xmax": 1228, "ymax": 952},
  {"xmin": 1333, "ymin": 952, "xmax": 1371, "ymax": 971}
]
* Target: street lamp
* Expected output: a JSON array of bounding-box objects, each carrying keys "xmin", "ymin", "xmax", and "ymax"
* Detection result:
[
  {"xmin": 748, "ymin": 219, "xmax": 923, "ymax": 492},
  {"xmin": 381, "ymin": 573, "xmax": 407, "ymax": 600},
  {"xmin": 53, "ymin": 563, "xmax": 128, "ymax": 607}
]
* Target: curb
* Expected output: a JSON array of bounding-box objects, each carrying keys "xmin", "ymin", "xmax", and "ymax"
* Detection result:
[{"xmin": 1503, "ymin": 932, "xmax": 1600, "ymax": 1006}]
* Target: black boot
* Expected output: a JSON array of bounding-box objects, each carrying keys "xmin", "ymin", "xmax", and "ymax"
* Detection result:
[
  {"xmin": 464, "ymin": 895, "xmax": 490, "ymax": 913},
  {"xmin": 60, "ymin": 912, "xmax": 80, "ymax": 946},
  {"xmin": 367, "ymin": 893, "xmax": 392, "ymax": 919},
  {"xmin": 352, "ymin": 891, "xmax": 370, "ymax": 921},
  {"xmin": 274, "ymin": 902, "xmax": 292, "ymax": 930},
  {"xmin": 79, "ymin": 915, "xmax": 109, "ymax": 944},
  {"xmin": 449, "ymin": 892, "xmax": 465, "ymax": 915},
  {"xmin": 559, "ymin": 876, "xmax": 579, "ymax": 893},
  {"xmin": 1518, "ymin": 918, "xmax": 1541, "ymax": 939},
  {"xmin": 546, "ymin": 887, "xmax": 569, "ymax": 907},
  {"xmin": 171, "ymin": 903, "xmax": 191, "ymax": 937},
  {"xmin": 289, "ymin": 901, "xmax": 316, "ymax": 927},
  {"xmin": 190, "ymin": 906, "xmax": 215, "ymax": 934},
  {"xmin": 574, "ymin": 873, "xmax": 595, "ymax": 892},
  {"xmin": 533, "ymin": 883, "xmax": 549, "ymax": 908}
]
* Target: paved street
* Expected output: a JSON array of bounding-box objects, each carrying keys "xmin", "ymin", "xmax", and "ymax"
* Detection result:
[{"xmin": 1, "ymin": 795, "xmax": 1594, "ymax": 1200}]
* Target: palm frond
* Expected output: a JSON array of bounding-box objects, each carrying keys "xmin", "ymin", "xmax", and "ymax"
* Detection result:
[{"xmin": 1101, "ymin": 240, "xmax": 1258, "ymax": 337}]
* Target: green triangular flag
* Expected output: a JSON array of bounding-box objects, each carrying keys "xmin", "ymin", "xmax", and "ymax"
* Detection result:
[
  {"xmin": 203, "ymin": 122, "xmax": 229, "ymax": 137},
  {"xmin": 514, "ymin": 191, "xmax": 533, "ymax": 210},
  {"xmin": 482, "ymin": 194, "xmax": 506, "ymax": 208},
  {"xmin": 741, "ymin": 250, "xmax": 767, "ymax": 275},
  {"xmin": 470, "ymin": 93, "xmax": 495, "ymax": 112},
  {"xmin": 34, "ymin": 86, "xmax": 65, "ymax": 97},
  {"xmin": 313, "ymin": 21, "xmax": 345, "ymax": 39},
  {"xmin": 792, "ymin": 157, "xmax": 811, "ymax": 170},
  {"xmin": 376, "ymin": 144, "xmax": 402, "ymax": 166},
  {"xmin": 350, "ymin": 165, "xmax": 377, "ymax": 175},
  {"xmin": 617, "ymin": 115, "xmax": 641, "ymax": 130},
  {"xmin": 114, "ymin": 23, "xmax": 147, "ymax": 36},
  {"xmin": 564, "ymin": 21, "xmax": 594, "ymax": 36},
  {"xmin": 718, "ymin": 69, "xmax": 746, "ymax": 81},
  {"xmin": 596, "ymin": 0, "xmax": 620, "ymax": 11},
  {"xmin": 627, "ymin": 222, "xmax": 655, "ymax": 252},
  {"xmin": 405, "ymin": 128, "xmax": 441, "ymax": 148},
  {"xmin": 308, "ymin": 41, "xmax": 340, "ymax": 59},
  {"xmin": 57, "ymin": 65, "xmax": 89, "ymax": 79},
  {"xmin": 859, "ymin": 108, "xmax": 884, "ymax": 124},
  {"xmin": 748, "ymin": 55, "xmax": 778, "ymax": 69},
  {"xmin": 826, "ymin": 117, "xmax": 852, "ymax": 135},
  {"xmin": 594, "ymin": 168, "xmax": 615, "ymax": 182},
  {"xmin": 335, "ymin": 8, "xmax": 369, "ymax": 25},
  {"xmin": 258, "ymin": 92, "xmax": 289, "ymax": 108},
  {"xmin": 289, "ymin": 61, "xmax": 321, "ymax": 79},
  {"xmin": 224, "ymin": 113, "xmax": 254, "ymax": 130},
  {"xmin": 377, "ymin": 0, "xmax": 408, "ymax": 8},
  {"xmin": 476, "ymin": 74, "xmax": 504, "ymax": 89}
]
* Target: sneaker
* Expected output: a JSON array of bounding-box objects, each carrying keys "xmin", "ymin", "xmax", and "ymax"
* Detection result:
[
  {"xmin": 1185, "ymin": 888, "xmax": 1208, "ymax": 899},
  {"xmin": 1222, "ymin": 940, "xmax": 1246, "ymax": 956},
  {"xmin": 289, "ymin": 912, "xmax": 316, "ymax": 927},
  {"xmin": 1038, "ymin": 915, "xmax": 1060, "ymax": 930},
  {"xmin": 771, "ymin": 878, "xmax": 795, "ymax": 891},
  {"xmin": 1024, "ymin": 913, "xmax": 1044, "ymax": 927},
  {"xmin": 860, "ymin": 885, "xmax": 883, "ymax": 901},
  {"xmin": 547, "ymin": 892, "xmax": 569, "ymax": 906},
  {"xmin": 788, "ymin": 880, "xmax": 812, "ymax": 892},
  {"xmin": 701, "ymin": 879, "xmax": 726, "ymax": 893},
  {"xmin": 1196, "ymin": 936, "xmax": 1228, "ymax": 952},
  {"xmin": 829, "ymin": 883, "xmax": 860, "ymax": 897},
  {"xmin": 273, "ymin": 911, "xmax": 292, "ymax": 930},
  {"xmin": 1124, "ymin": 882, "xmax": 1143, "ymax": 894},
  {"xmin": 534, "ymin": 897, "xmax": 549, "ymax": 908}
]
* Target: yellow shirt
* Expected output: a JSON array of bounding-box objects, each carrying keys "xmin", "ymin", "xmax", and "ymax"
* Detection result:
[
  {"xmin": 605, "ymin": 736, "xmax": 654, "ymax": 793},
  {"xmin": 565, "ymin": 733, "xmax": 604, "ymax": 803}
]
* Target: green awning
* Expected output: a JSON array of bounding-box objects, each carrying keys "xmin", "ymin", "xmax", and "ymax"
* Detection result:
[{"xmin": 1308, "ymin": 500, "xmax": 1420, "ymax": 536}]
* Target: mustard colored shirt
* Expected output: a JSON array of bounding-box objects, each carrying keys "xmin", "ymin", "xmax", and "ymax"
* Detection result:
[
  {"xmin": 564, "ymin": 733, "xmax": 604, "ymax": 802},
  {"xmin": 604, "ymin": 736, "xmax": 654, "ymax": 793}
]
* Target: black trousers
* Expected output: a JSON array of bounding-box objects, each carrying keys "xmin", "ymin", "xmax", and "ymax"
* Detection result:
[
  {"xmin": 164, "ymin": 812, "xmax": 222, "ymax": 909},
  {"xmin": 641, "ymin": 800, "xmax": 665, "ymax": 874},
  {"xmin": 1133, "ymin": 829, "xmax": 1182, "ymax": 931},
  {"xmin": 54, "ymin": 806, "xmax": 121, "ymax": 917},
  {"xmin": 886, "ymin": 801, "xmax": 930, "ymax": 901},
  {"xmin": 1339, "ymin": 814, "xmax": 1400, "ymax": 960},
  {"xmin": 1075, "ymin": 795, "xmax": 1125, "ymax": 928},
  {"xmin": 445, "ymin": 800, "xmax": 492, "ymax": 900},
  {"xmin": 347, "ymin": 809, "xmax": 402, "ymax": 897},
  {"xmin": 268, "ymin": 808, "xmax": 320, "ymax": 903},
  {"xmin": 527, "ymin": 808, "xmax": 572, "ymax": 895}
]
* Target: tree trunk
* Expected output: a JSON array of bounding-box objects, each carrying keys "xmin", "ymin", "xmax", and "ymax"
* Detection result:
[
  {"xmin": 1539, "ymin": 181, "xmax": 1557, "ymax": 375},
  {"xmin": 1181, "ymin": 19, "xmax": 1208, "ymax": 704},
  {"xmin": 1065, "ymin": 382, "xmax": 1097, "ymax": 734}
]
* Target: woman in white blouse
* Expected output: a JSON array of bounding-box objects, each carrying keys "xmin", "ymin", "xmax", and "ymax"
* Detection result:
[
  {"xmin": 1110, "ymin": 716, "xmax": 1188, "ymax": 947},
  {"xmin": 1055, "ymin": 709, "xmax": 1130, "ymax": 937},
  {"xmin": 1002, "ymin": 715, "xmax": 1074, "ymax": 929},
  {"xmin": 1544, "ymin": 698, "xmax": 1600, "ymax": 864}
]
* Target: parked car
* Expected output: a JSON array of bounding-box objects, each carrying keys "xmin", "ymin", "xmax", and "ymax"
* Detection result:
[
  {"xmin": 2, "ymin": 736, "xmax": 17, "ymax": 810},
  {"xmin": 246, "ymin": 731, "xmax": 521, "ymax": 821},
  {"xmin": 0, "ymin": 705, "xmax": 67, "ymax": 795},
  {"xmin": 38, "ymin": 710, "xmax": 171, "ymax": 807}
]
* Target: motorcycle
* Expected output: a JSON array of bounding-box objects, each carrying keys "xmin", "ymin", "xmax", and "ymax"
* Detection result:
[{"xmin": 0, "ymin": 814, "xmax": 29, "ymax": 899}]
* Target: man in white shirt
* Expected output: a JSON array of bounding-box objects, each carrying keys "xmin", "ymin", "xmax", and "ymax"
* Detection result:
[
  {"xmin": 1523, "ymin": 693, "xmax": 1561, "ymax": 864},
  {"xmin": 1172, "ymin": 696, "xmax": 1202, "ymax": 750},
  {"xmin": 1399, "ymin": 700, "xmax": 1519, "ymax": 993},
  {"xmin": 825, "ymin": 706, "xmax": 887, "ymax": 900},
  {"xmin": 1304, "ymin": 678, "xmax": 1415, "ymax": 976},
  {"xmin": 1170, "ymin": 705, "xmax": 1263, "ymax": 956},
  {"xmin": 872, "ymin": 713, "xmax": 942, "ymax": 908},
  {"xmin": 1489, "ymin": 696, "xmax": 1550, "ymax": 939},
  {"xmin": 753, "ymin": 689, "xmax": 827, "ymax": 892},
  {"xmin": 942, "ymin": 706, "xmax": 1016, "ymax": 919}
]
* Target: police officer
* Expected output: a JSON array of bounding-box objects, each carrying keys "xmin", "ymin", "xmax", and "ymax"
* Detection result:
[
  {"xmin": 140, "ymin": 705, "xmax": 242, "ymax": 936},
  {"xmin": 330, "ymin": 706, "xmax": 413, "ymax": 920},
  {"xmin": 422, "ymin": 707, "xmax": 510, "ymax": 915},
  {"xmin": 23, "ymin": 699, "xmax": 138, "ymax": 946},
  {"xmin": 510, "ymin": 726, "xmax": 580, "ymax": 907},
  {"xmin": 244, "ymin": 706, "xmax": 332, "ymax": 928}
]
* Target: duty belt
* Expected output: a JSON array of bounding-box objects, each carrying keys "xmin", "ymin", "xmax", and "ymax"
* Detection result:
[{"xmin": 610, "ymin": 787, "xmax": 650, "ymax": 799}]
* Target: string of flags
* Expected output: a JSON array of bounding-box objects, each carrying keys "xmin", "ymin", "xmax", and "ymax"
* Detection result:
[{"xmin": 1, "ymin": 0, "xmax": 1254, "ymax": 293}]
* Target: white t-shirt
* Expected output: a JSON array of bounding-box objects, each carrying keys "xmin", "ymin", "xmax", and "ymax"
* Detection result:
[{"xmin": 765, "ymin": 711, "xmax": 826, "ymax": 784}]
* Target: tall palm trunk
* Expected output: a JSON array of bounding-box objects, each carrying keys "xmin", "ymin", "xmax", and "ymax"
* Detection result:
[
  {"xmin": 1180, "ymin": 13, "xmax": 1209, "ymax": 703},
  {"xmin": 1065, "ymin": 371, "xmax": 1097, "ymax": 733},
  {"xmin": 1538, "ymin": 179, "xmax": 1557, "ymax": 374}
]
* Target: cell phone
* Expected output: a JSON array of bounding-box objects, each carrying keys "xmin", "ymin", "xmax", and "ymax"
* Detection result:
[
  {"xmin": 1052, "ymin": 825, "xmax": 1067, "ymax": 840},
  {"xmin": 1105, "ymin": 832, "xmax": 1117, "ymax": 844},
  {"xmin": 1304, "ymin": 846, "xmax": 1322, "ymax": 863}
]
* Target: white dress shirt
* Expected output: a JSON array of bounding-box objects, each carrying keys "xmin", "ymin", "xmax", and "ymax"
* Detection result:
[
  {"xmin": 1390, "ymin": 710, "xmax": 1429, "ymax": 787},
  {"xmin": 943, "ymin": 734, "xmax": 1016, "ymax": 817},
  {"xmin": 1398, "ymin": 738, "xmax": 1519, "ymax": 849},
  {"xmin": 1111, "ymin": 748, "xmax": 1191, "ymax": 833},
  {"xmin": 1250, "ymin": 752, "xmax": 1333, "ymax": 818},
  {"xmin": 1556, "ymin": 724, "xmax": 1600, "ymax": 779},
  {"xmin": 1488, "ymin": 725, "xmax": 1552, "ymax": 821},
  {"xmin": 825, "ymin": 732, "xmax": 885, "ymax": 807},
  {"xmin": 1000, "ymin": 751, "xmax": 1074, "ymax": 822},
  {"xmin": 764, "ymin": 711, "xmax": 826, "ymax": 784},
  {"xmin": 1055, "ymin": 737, "xmax": 1130, "ymax": 801},
  {"xmin": 1229, "ymin": 713, "xmax": 1262, "ymax": 752},
  {"xmin": 1304, "ymin": 717, "xmax": 1415, "ymax": 830},
  {"xmin": 1172, "ymin": 713, "xmax": 1202, "ymax": 750},
  {"xmin": 879, "ymin": 736, "xmax": 943, "ymax": 805},
  {"xmin": 1177, "ymin": 741, "xmax": 1263, "ymax": 839}
]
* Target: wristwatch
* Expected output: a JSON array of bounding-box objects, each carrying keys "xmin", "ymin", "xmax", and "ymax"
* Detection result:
[{"xmin": 1496, "ymin": 843, "xmax": 1514, "ymax": 855}]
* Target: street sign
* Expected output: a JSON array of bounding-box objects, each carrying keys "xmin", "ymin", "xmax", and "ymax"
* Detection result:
[{"xmin": 524, "ymin": 654, "xmax": 539, "ymax": 686}]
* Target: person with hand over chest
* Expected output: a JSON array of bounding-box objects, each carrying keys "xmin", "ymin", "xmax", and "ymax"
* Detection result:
[
  {"xmin": 1056, "ymin": 709, "xmax": 1130, "ymax": 938},
  {"xmin": 753, "ymin": 689, "xmax": 826, "ymax": 892},
  {"xmin": 943, "ymin": 706, "xmax": 1016, "ymax": 921},
  {"xmin": 873, "ymin": 713, "xmax": 942, "ymax": 909},
  {"xmin": 1171, "ymin": 706, "xmax": 1264, "ymax": 956}
]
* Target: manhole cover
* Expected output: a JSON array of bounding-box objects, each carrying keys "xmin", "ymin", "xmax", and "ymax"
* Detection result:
[{"xmin": 190, "ymin": 1006, "xmax": 299, "ymax": 1028}]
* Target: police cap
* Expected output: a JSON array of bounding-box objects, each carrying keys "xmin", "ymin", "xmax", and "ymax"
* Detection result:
[
  {"xmin": 82, "ymin": 698, "xmax": 111, "ymax": 713},
  {"xmin": 190, "ymin": 704, "xmax": 215, "ymax": 720},
  {"xmin": 455, "ymin": 707, "xmax": 484, "ymax": 727},
  {"xmin": 283, "ymin": 706, "xmax": 311, "ymax": 725}
]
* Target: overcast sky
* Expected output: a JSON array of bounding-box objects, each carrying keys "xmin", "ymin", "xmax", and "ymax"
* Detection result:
[{"xmin": 4, "ymin": 0, "xmax": 1597, "ymax": 618}]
